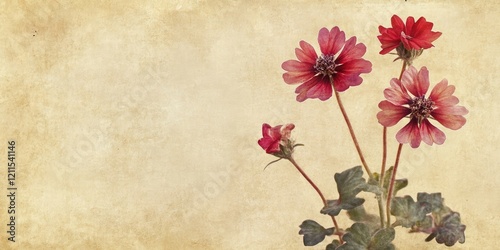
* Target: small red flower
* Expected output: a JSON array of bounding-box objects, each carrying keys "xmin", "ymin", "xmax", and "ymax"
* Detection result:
[
  {"xmin": 258, "ymin": 123, "xmax": 295, "ymax": 154},
  {"xmin": 282, "ymin": 27, "xmax": 372, "ymax": 102},
  {"xmin": 377, "ymin": 66, "xmax": 468, "ymax": 148},
  {"xmin": 378, "ymin": 15, "xmax": 442, "ymax": 55}
]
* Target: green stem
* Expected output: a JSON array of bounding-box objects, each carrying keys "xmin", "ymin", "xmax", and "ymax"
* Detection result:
[
  {"xmin": 288, "ymin": 157, "xmax": 343, "ymax": 243},
  {"xmin": 385, "ymin": 143, "xmax": 403, "ymax": 227}
]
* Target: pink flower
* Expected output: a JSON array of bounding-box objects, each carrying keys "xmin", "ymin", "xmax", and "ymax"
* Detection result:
[
  {"xmin": 377, "ymin": 66, "xmax": 468, "ymax": 148},
  {"xmin": 258, "ymin": 123, "xmax": 295, "ymax": 154},
  {"xmin": 378, "ymin": 15, "xmax": 442, "ymax": 55},
  {"xmin": 282, "ymin": 27, "xmax": 372, "ymax": 102}
]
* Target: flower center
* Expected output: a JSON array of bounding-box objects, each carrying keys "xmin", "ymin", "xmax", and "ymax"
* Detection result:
[
  {"xmin": 409, "ymin": 96, "xmax": 434, "ymax": 123},
  {"xmin": 314, "ymin": 54, "xmax": 336, "ymax": 76}
]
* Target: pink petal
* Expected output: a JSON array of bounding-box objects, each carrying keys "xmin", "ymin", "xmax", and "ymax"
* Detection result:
[
  {"xmin": 429, "ymin": 79, "xmax": 459, "ymax": 107},
  {"xmin": 335, "ymin": 59, "xmax": 372, "ymax": 74},
  {"xmin": 336, "ymin": 37, "xmax": 367, "ymax": 64},
  {"xmin": 305, "ymin": 78, "xmax": 333, "ymax": 101},
  {"xmin": 432, "ymin": 109, "xmax": 468, "ymax": 130},
  {"xmin": 318, "ymin": 27, "xmax": 345, "ymax": 55},
  {"xmin": 282, "ymin": 71, "xmax": 315, "ymax": 84},
  {"xmin": 401, "ymin": 66, "xmax": 419, "ymax": 97},
  {"xmin": 384, "ymin": 78, "xmax": 412, "ymax": 105},
  {"xmin": 415, "ymin": 66, "xmax": 430, "ymax": 96},
  {"xmin": 377, "ymin": 101, "xmax": 411, "ymax": 127},
  {"xmin": 396, "ymin": 118, "xmax": 422, "ymax": 148},
  {"xmin": 282, "ymin": 60, "xmax": 313, "ymax": 72},
  {"xmin": 332, "ymin": 73, "xmax": 362, "ymax": 92},
  {"xmin": 420, "ymin": 119, "xmax": 446, "ymax": 146},
  {"xmin": 281, "ymin": 124, "xmax": 295, "ymax": 139},
  {"xmin": 295, "ymin": 41, "xmax": 318, "ymax": 64},
  {"xmin": 433, "ymin": 105, "xmax": 469, "ymax": 116},
  {"xmin": 261, "ymin": 123, "xmax": 272, "ymax": 137},
  {"xmin": 295, "ymin": 76, "xmax": 322, "ymax": 102}
]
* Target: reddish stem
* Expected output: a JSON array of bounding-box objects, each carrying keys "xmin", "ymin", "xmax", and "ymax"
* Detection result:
[
  {"xmin": 288, "ymin": 157, "xmax": 343, "ymax": 243},
  {"xmin": 379, "ymin": 61, "xmax": 407, "ymax": 228},
  {"xmin": 385, "ymin": 143, "xmax": 403, "ymax": 227},
  {"xmin": 333, "ymin": 88, "xmax": 373, "ymax": 179},
  {"xmin": 380, "ymin": 61, "xmax": 407, "ymax": 186}
]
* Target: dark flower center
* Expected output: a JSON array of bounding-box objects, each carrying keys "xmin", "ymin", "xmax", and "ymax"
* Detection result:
[
  {"xmin": 409, "ymin": 96, "xmax": 434, "ymax": 123},
  {"xmin": 314, "ymin": 54, "xmax": 336, "ymax": 77}
]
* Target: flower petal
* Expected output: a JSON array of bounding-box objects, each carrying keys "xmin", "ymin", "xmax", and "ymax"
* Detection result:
[
  {"xmin": 431, "ymin": 108, "xmax": 468, "ymax": 130},
  {"xmin": 295, "ymin": 41, "xmax": 318, "ymax": 64},
  {"xmin": 318, "ymin": 27, "xmax": 345, "ymax": 55},
  {"xmin": 391, "ymin": 15, "xmax": 405, "ymax": 32},
  {"xmin": 377, "ymin": 101, "xmax": 411, "ymax": 127},
  {"xmin": 305, "ymin": 78, "xmax": 333, "ymax": 101},
  {"xmin": 282, "ymin": 71, "xmax": 316, "ymax": 84},
  {"xmin": 396, "ymin": 118, "xmax": 422, "ymax": 148},
  {"xmin": 429, "ymin": 79, "xmax": 459, "ymax": 107},
  {"xmin": 336, "ymin": 37, "xmax": 367, "ymax": 64},
  {"xmin": 420, "ymin": 119, "xmax": 446, "ymax": 146},
  {"xmin": 335, "ymin": 59, "xmax": 372, "ymax": 74},
  {"xmin": 332, "ymin": 73, "xmax": 362, "ymax": 92},
  {"xmin": 384, "ymin": 78, "xmax": 412, "ymax": 105},
  {"xmin": 295, "ymin": 76, "xmax": 322, "ymax": 102},
  {"xmin": 282, "ymin": 60, "xmax": 313, "ymax": 72}
]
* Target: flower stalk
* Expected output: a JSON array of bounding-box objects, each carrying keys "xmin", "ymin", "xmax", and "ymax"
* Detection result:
[
  {"xmin": 288, "ymin": 157, "xmax": 344, "ymax": 243},
  {"xmin": 386, "ymin": 143, "xmax": 403, "ymax": 227},
  {"xmin": 332, "ymin": 79, "xmax": 373, "ymax": 179}
]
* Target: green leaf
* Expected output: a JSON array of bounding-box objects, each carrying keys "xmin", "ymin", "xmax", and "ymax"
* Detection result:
[
  {"xmin": 336, "ymin": 223, "xmax": 395, "ymax": 250},
  {"xmin": 337, "ymin": 223, "xmax": 371, "ymax": 250},
  {"xmin": 326, "ymin": 240, "xmax": 341, "ymax": 250},
  {"xmin": 298, "ymin": 220, "xmax": 334, "ymax": 246},
  {"xmin": 372, "ymin": 166, "xmax": 408, "ymax": 198},
  {"xmin": 369, "ymin": 228, "xmax": 395, "ymax": 250},
  {"xmin": 321, "ymin": 166, "xmax": 367, "ymax": 216},
  {"xmin": 321, "ymin": 198, "xmax": 365, "ymax": 216},
  {"xmin": 427, "ymin": 212, "xmax": 466, "ymax": 247},
  {"xmin": 416, "ymin": 192, "xmax": 444, "ymax": 213},
  {"xmin": 347, "ymin": 205, "xmax": 380, "ymax": 231},
  {"xmin": 390, "ymin": 196, "xmax": 431, "ymax": 228}
]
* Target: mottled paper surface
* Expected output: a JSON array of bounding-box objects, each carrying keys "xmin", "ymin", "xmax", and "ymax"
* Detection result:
[{"xmin": 0, "ymin": 0, "xmax": 498, "ymax": 249}]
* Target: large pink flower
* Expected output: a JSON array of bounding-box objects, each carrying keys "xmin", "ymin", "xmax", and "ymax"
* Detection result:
[
  {"xmin": 282, "ymin": 27, "xmax": 372, "ymax": 102},
  {"xmin": 258, "ymin": 123, "xmax": 295, "ymax": 154},
  {"xmin": 378, "ymin": 15, "xmax": 442, "ymax": 55},
  {"xmin": 377, "ymin": 66, "xmax": 468, "ymax": 148}
]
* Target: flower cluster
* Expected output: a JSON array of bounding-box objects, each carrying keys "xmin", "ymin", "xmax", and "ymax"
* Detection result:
[{"xmin": 257, "ymin": 14, "xmax": 468, "ymax": 249}]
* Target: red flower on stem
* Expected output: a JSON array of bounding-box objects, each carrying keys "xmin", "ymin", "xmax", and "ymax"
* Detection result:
[
  {"xmin": 282, "ymin": 27, "xmax": 372, "ymax": 102},
  {"xmin": 378, "ymin": 15, "xmax": 442, "ymax": 55},
  {"xmin": 258, "ymin": 123, "xmax": 295, "ymax": 155},
  {"xmin": 377, "ymin": 66, "xmax": 468, "ymax": 148}
]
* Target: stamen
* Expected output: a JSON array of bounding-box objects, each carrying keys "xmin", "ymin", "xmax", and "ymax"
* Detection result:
[
  {"xmin": 314, "ymin": 54, "xmax": 336, "ymax": 76},
  {"xmin": 409, "ymin": 96, "xmax": 434, "ymax": 123}
]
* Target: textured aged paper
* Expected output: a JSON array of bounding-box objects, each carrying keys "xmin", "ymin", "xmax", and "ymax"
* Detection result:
[{"xmin": 0, "ymin": 0, "xmax": 498, "ymax": 249}]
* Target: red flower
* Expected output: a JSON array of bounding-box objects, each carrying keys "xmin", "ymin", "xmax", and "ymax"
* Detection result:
[
  {"xmin": 377, "ymin": 66, "xmax": 468, "ymax": 148},
  {"xmin": 258, "ymin": 123, "xmax": 295, "ymax": 154},
  {"xmin": 378, "ymin": 15, "xmax": 442, "ymax": 55},
  {"xmin": 282, "ymin": 27, "xmax": 372, "ymax": 102}
]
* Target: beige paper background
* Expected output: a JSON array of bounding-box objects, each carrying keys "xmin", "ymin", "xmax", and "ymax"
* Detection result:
[{"xmin": 0, "ymin": 0, "xmax": 498, "ymax": 249}]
